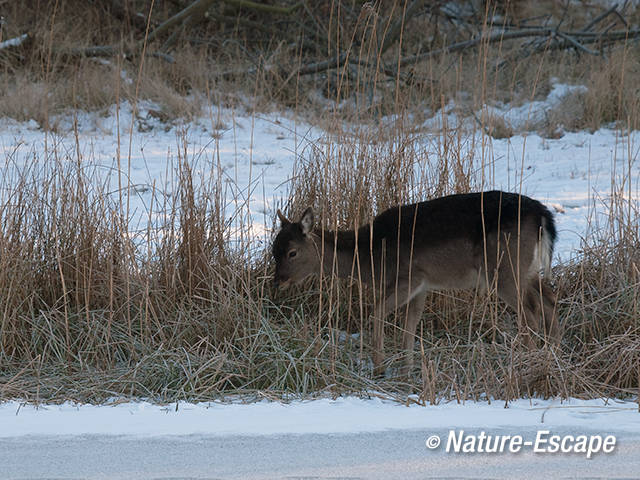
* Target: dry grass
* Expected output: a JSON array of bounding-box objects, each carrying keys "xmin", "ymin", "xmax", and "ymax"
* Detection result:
[
  {"xmin": 0, "ymin": 115, "xmax": 638, "ymax": 404},
  {"xmin": 0, "ymin": 0, "xmax": 639, "ymax": 404}
]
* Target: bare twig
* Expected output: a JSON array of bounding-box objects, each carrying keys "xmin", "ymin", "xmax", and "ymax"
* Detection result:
[
  {"xmin": 555, "ymin": 31, "xmax": 599, "ymax": 55},
  {"xmin": 109, "ymin": 0, "xmax": 151, "ymax": 32},
  {"xmin": 147, "ymin": 0, "xmax": 217, "ymax": 44},
  {"xmin": 582, "ymin": 4, "xmax": 619, "ymax": 32},
  {"xmin": 221, "ymin": 0, "xmax": 302, "ymax": 15},
  {"xmin": 378, "ymin": 0, "xmax": 427, "ymax": 56}
]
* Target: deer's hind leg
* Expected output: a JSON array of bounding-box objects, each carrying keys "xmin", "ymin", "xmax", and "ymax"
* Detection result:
[
  {"xmin": 494, "ymin": 273, "xmax": 540, "ymax": 349},
  {"xmin": 526, "ymin": 277, "xmax": 561, "ymax": 345},
  {"xmin": 483, "ymin": 233, "xmax": 539, "ymax": 348},
  {"xmin": 482, "ymin": 228, "xmax": 547, "ymax": 348}
]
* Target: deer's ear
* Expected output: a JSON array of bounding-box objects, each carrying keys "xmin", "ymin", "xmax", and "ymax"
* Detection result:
[
  {"xmin": 277, "ymin": 209, "xmax": 290, "ymax": 225},
  {"xmin": 300, "ymin": 207, "xmax": 314, "ymax": 235}
]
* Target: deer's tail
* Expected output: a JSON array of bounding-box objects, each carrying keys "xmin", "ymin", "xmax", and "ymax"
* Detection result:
[{"xmin": 534, "ymin": 207, "xmax": 556, "ymax": 276}]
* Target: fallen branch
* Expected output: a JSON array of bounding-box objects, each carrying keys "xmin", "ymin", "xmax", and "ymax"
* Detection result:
[
  {"xmin": 147, "ymin": 0, "xmax": 217, "ymax": 44},
  {"xmin": 290, "ymin": 20, "xmax": 640, "ymax": 81},
  {"xmin": 555, "ymin": 31, "xmax": 598, "ymax": 56},
  {"xmin": 65, "ymin": 0, "xmax": 301, "ymax": 60},
  {"xmin": 397, "ymin": 27, "xmax": 640, "ymax": 67},
  {"xmin": 229, "ymin": 21, "xmax": 640, "ymax": 82},
  {"xmin": 64, "ymin": 0, "xmax": 216, "ymax": 60},
  {"xmin": 521, "ymin": 28, "xmax": 640, "ymax": 60},
  {"xmin": 221, "ymin": 0, "xmax": 302, "ymax": 15},
  {"xmin": 582, "ymin": 4, "xmax": 620, "ymax": 32},
  {"xmin": 295, "ymin": 52, "xmax": 350, "ymax": 76}
]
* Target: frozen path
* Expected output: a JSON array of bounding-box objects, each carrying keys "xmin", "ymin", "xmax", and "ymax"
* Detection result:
[
  {"xmin": 1, "ymin": 397, "xmax": 640, "ymax": 479},
  {"xmin": 2, "ymin": 427, "xmax": 640, "ymax": 479}
]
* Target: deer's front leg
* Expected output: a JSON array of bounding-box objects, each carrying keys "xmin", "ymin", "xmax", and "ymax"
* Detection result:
[
  {"xmin": 372, "ymin": 280, "xmax": 416, "ymax": 377},
  {"xmin": 372, "ymin": 297, "xmax": 401, "ymax": 377},
  {"xmin": 372, "ymin": 302, "xmax": 386, "ymax": 377},
  {"xmin": 399, "ymin": 289, "xmax": 428, "ymax": 378}
]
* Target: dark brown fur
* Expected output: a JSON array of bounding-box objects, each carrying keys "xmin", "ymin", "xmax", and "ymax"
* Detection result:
[{"xmin": 273, "ymin": 191, "xmax": 560, "ymax": 376}]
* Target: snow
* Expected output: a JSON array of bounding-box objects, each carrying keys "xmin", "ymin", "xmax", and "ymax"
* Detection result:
[
  {"xmin": 0, "ymin": 397, "xmax": 638, "ymax": 438},
  {"xmin": 482, "ymin": 80, "xmax": 588, "ymax": 132},
  {"xmin": 0, "ymin": 33, "xmax": 29, "ymax": 50},
  {"xmin": 414, "ymin": 82, "xmax": 639, "ymax": 261},
  {"xmin": 482, "ymin": 128, "xmax": 638, "ymax": 260}
]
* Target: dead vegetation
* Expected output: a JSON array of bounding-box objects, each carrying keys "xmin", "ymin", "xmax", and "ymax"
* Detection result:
[
  {"xmin": 0, "ymin": 1, "xmax": 639, "ymax": 404},
  {"xmin": 1, "ymin": 1, "xmax": 639, "ymax": 131},
  {"xmin": 0, "ymin": 118, "xmax": 638, "ymax": 404}
]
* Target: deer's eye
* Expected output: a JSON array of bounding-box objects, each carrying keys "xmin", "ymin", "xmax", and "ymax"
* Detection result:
[{"xmin": 288, "ymin": 249, "xmax": 297, "ymax": 259}]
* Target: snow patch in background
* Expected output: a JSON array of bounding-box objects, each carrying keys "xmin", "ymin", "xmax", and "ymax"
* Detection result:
[{"xmin": 482, "ymin": 80, "xmax": 588, "ymax": 132}]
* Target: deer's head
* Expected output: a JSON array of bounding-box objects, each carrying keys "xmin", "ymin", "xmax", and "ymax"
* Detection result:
[{"xmin": 272, "ymin": 207, "xmax": 319, "ymax": 288}]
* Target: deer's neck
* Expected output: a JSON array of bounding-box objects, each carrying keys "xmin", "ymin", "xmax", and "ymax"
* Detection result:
[{"xmin": 313, "ymin": 227, "xmax": 373, "ymax": 282}]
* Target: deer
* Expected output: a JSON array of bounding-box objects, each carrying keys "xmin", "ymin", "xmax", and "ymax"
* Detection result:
[{"xmin": 272, "ymin": 190, "xmax": 560, "ymax": 377}]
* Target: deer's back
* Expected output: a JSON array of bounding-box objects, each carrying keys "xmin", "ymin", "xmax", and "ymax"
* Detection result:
[{"xmin": 370, "ymin": 190, "xmax": 555, "ymax": 250}]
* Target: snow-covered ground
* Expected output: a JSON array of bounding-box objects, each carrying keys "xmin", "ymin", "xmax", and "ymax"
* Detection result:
[
  {"xmin": 1, "ymin": 396, "xmax": 639, "ymax": 437},
  {"xmin": 2, "ymin": 396, "xmax": 640, "ymax": 479}
]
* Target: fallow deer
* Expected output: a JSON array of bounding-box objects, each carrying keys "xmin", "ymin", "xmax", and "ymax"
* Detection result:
[{"xmin": 272, "ymin": 190, "xmax": 559, "ymax": 377}]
